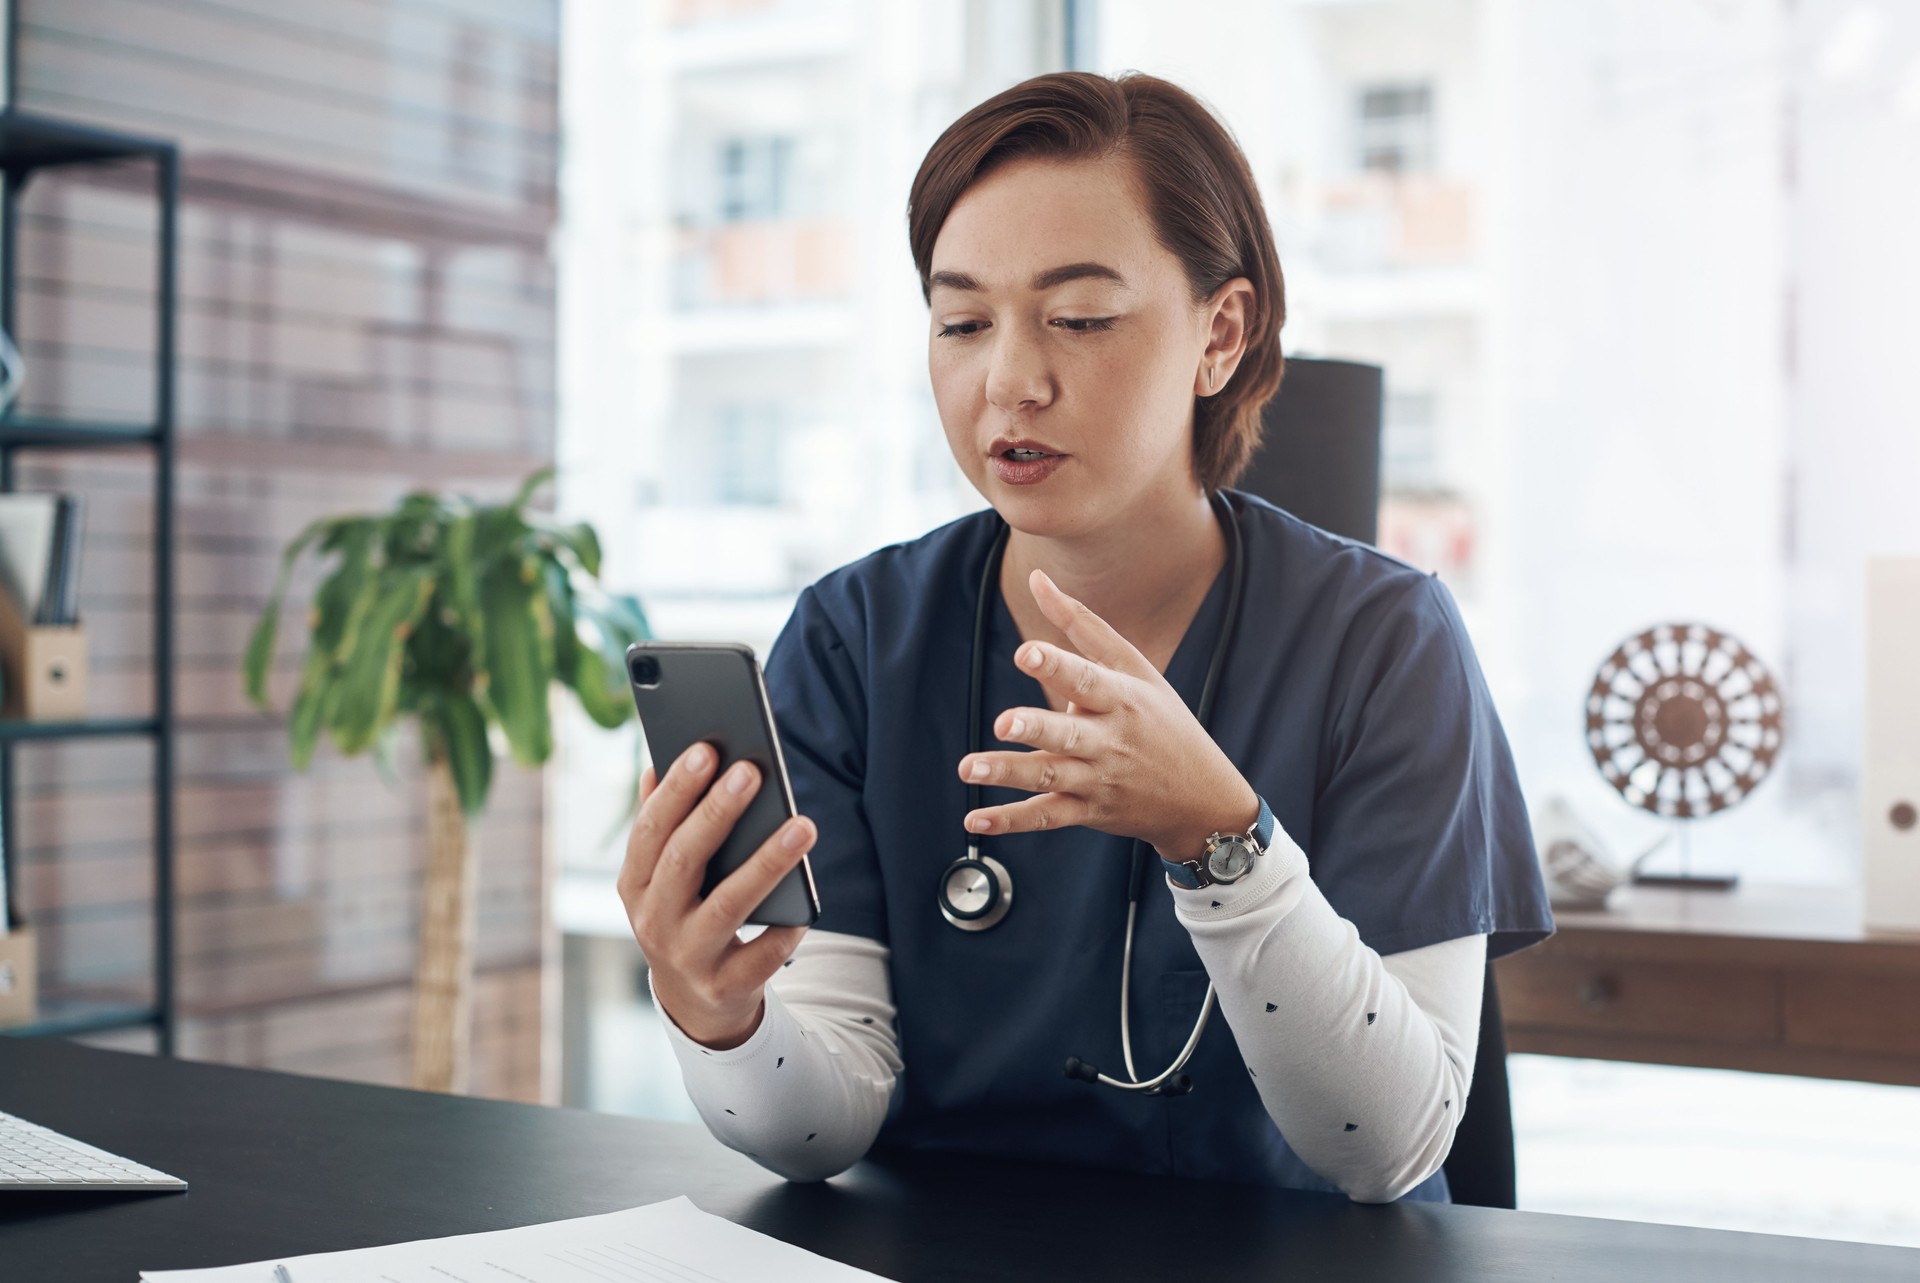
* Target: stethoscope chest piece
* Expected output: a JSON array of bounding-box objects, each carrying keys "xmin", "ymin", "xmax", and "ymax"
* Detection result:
[{"xmin": 938, "ymin": 848, "xmax": 1012, "ymax": 931}]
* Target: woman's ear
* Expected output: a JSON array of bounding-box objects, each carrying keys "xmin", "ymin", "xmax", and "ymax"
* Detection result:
[{"xmin": 1195, "ymin": 276, "xmax": 1255, "ymax": 397}]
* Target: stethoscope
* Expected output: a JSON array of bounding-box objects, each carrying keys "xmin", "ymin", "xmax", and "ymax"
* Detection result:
[{"xmin": 936, "ymin": 490, "xmax": 1248, "ymax": 1098}]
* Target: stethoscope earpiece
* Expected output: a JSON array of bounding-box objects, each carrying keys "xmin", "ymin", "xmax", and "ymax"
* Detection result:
[{"xmin": 1062, "ymin": 1056, "xmax": 1197, "ymax": 1097}]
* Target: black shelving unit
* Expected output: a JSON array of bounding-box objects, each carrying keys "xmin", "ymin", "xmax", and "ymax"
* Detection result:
[{"xmin": 0, "ymin": 108, "xmax": 178, "ymax": 1053}]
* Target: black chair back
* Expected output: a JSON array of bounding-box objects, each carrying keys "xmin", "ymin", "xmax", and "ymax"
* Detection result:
[
  {"xmin": 1234, "ymin": 355, "xmax": 1517, "ymax": 1210},
  {"xmin": 1240, "ymin": 356, "xmax": 1383, "ymax": 545}
]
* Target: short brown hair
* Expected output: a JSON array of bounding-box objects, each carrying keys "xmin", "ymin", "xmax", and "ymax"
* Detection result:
[{"xmin": 908, "ymin": 71, "xmax": 1286, "ymax": 491}]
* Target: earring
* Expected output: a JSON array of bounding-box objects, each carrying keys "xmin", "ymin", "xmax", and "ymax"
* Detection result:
[{"xmin": 1207, "ymin": 366, "xmax": 1216, "ymax": 392}]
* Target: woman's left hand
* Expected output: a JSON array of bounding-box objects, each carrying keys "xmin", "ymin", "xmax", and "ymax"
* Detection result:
[{"xmin": 956, "ymin": 568, "xmax": 1259, "ymax": 861}]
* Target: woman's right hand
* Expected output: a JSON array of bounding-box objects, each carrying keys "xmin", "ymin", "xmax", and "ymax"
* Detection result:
[{"xmin": 618, "ymin": 742, "xmax": 816, "ymax": 1050}]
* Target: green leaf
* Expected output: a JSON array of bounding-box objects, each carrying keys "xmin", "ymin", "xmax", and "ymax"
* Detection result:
[
  {"xmin": 382, "ymin": 496, "xmax": 446, "ymax": 567},
  {"xmin": 308, "ymin": 521, "xmax": 379, "ymax": 660},
  {"xmin": 507, "ymin": 465, "xmax": 556, "ymax": 514},
  {"xmin": 437, "ymin": 692, "xmax": 495, "ymax": 815},
  {"xmin": 479, "ymin": 559, "xmax": 554, "ymax": 766},
  {"xmin": 541, "ymin": 555, "xmax": 580, "ymax": 684},
  {"xmin": 469, "ymin": 502, "xmax": 530, "ymax": 606},
  {"xmin": 317, "ymin": 514, "xmax": 375, "ymax": 555},
  {"xmin": 602, "ymin": 591, "xmax": 653, "ymax": 644},
  {"xmin": 282, "ymin": 524, "xmax": 378, "ymax": 767},
  {"xmin": 443, "ymin": 511, "xmax": 479, "ymax": 616},
  {"xmin": 328, "ymin": 566, "xmax": 434, "ymax": 754},
  {"xmin": 561, "ymin": 521, "xmax": 601, "ymax": 578},
  {"xmin": 287, "ymin": 670, "xmax": 332, "ymax": 769},
  {"xmin": 402, "ymin": 592, "xmax": 469, "ymax": 693},
  {"xmin": 568, "ymin": 594, "xmax": 637, "ymax": 729},
  {"xmin": 530, "ymin": 516, "xmax": 602, "ymax": 578},
  {"xmin": 242, "ymin": 515, "xmax": 335, "ymax": 709}
]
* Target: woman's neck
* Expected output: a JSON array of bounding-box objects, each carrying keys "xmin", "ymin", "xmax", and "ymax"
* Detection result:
[{"xmin": 999, "ymin": 484, "xmax": 1226, "ymax": 676}]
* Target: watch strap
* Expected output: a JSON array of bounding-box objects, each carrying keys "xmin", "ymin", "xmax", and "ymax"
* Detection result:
[
  {"xmin": 1163, "ymin": 855, "xmax": 1204, "ymax": 889},
  {"xmin": 1249, "ymin": 795, "xmax": 1276, "ymax": 851},
  {"xmin": 1162, "ymin": 796, "xmax": 1275, "ymax": 889}
]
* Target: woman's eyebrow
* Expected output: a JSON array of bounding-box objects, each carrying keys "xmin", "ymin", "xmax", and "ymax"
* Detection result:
[{"xmin": 929, "ymin": 262, "xmax": 1130, "ymax": 293}]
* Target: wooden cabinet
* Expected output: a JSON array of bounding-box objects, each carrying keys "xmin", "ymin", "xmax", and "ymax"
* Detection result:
[{"xmin": 1495, "ymin": 883, "xmax": 1920, "ymax": 1087}]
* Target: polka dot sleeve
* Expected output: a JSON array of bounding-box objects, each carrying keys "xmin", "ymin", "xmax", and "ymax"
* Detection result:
[
  {"xmin": 1170, "ymin": 827, "xmax": 1487, "ymax": 1203},
  {"xmin": 652, "ymin": 931, "xmax": 900, "ymax": 1183}
]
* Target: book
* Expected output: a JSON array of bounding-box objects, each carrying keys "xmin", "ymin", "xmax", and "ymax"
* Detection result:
[
  {"xmin": 35, "ymin": 495, "xmax": 83, "ymax": 626},
  {"xmin": 0, "ymin": 492, "xmax": 83, "ymax": 626},
  {"xmin": 0, "ymin": 493, "xmax": 58, "ymax": 621}
]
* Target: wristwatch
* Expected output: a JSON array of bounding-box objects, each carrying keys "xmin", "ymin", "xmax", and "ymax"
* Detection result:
[{"xmin": 1161, "ymin": 796, "xmax": 1276, "ymax": 889}]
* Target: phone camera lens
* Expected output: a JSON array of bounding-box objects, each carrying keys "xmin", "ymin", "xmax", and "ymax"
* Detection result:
[{"xmin": 629, "ymin": 654, "xmax": 662, "ymax": 688}]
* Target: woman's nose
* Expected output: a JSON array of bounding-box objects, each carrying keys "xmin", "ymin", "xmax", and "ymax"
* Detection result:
[{"xmin": 984, "ymin": 329, "xmax": 1054, "ymax": 414}]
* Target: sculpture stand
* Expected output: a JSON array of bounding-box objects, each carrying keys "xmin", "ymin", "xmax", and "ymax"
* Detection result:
[{"xmin": 1628, "ymin": 822, "xmax": 1738, "ymax": 892}]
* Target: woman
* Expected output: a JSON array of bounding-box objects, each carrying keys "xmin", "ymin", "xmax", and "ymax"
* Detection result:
[{"xmin": 618, "ymin": 71, "xmax": 1552, "ymax": 1204}]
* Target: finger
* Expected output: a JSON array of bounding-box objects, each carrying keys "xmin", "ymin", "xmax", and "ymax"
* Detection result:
[
  {"xmin": 1029, "ymin": 569, "xmax": 1157, "ymax": 681},
  {"xmin": 639, "ymin": 764, "xmax": 658, "ymax": 803},
  {"xmin": 993, "ymin": 705, "xmax": 1102, "ymax": 760},
  {"xmin": 695, "ymin": 813, "xmax": 815, "ymax": 936},
  {"xmin": 965, "ymin": 791, "xmax": 1091, "ymax": 837},
  {"xmin": 1011, "ymin": 639, "xmax": 1124, "ymax": 713},
  {"xmin": 619, "ymin": 743, "xmax": 717, "ymax": 902},
  {"xmin": 652, "ymin": 758, "xmax": 764, "ymax": 915},
  {"xmin": 957, "ymin": 749, "xmax": 1094, "ymax": 797},
  {"xmin": 718, "ymin": 924, "xmax": 808, "ymax": 992}
]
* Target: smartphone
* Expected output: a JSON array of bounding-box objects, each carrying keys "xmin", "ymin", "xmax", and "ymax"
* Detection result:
[{"xmin": 626, "ymin": 641, "xmax": 820, "ymax": 927}]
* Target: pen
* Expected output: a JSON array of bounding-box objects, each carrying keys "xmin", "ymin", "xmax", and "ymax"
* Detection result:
[{"xmin": 274, "ymin": 1267, "xmax": 294, "ymax": 1283}]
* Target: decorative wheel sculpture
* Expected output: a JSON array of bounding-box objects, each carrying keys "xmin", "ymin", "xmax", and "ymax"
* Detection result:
[{"xmin": 1586, "ymin": 623, "xmax": 1784, "ymax": 820}]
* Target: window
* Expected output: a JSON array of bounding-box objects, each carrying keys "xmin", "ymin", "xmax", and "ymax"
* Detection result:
[
  {"xmin": 711, "ymin": 403, "xmax": 784, "ymax": 505},
  {"xmin": 716, "ymin": 136, "xmax": 795, "ymax": 222},
  {"xmin": 1356, "ymin": 82, "xmax": 1434, "ymax": 174},
  {"xmin": 1382, "ymin": 389, "xmax": 1440, "ymax": 490}
]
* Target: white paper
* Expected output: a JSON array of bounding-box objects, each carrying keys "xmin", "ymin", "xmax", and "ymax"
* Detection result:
[{"xmin": 140, "ymin": 1195, "xmax": 894, "ymax": 1283}]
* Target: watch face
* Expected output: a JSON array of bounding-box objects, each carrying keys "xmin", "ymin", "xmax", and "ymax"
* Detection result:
[{"xmin": 1208, "ymin": 838, "xmax": 1255, "ymax": 882}]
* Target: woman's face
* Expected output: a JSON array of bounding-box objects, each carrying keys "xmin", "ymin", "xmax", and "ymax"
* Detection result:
[{"xmin": 927, "ymin": 154, "xmax": 1237, "ymax": 538}]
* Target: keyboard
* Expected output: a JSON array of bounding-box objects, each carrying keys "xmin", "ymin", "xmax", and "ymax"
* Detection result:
[{"xmin": 0, "ymin": 1108, "xmax": 187, "ymax": 1190}]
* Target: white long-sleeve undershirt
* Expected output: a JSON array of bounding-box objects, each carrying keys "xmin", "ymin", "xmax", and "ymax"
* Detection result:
[{"xmin": 651, "ymin": 830, "xmax": 1486, "ymax": 1203}]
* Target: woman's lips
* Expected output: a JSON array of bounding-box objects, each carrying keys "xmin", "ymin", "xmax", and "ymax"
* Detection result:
[{"xmin": 990, "ymin": 452, "xmax": 1067, "ymax": 485}]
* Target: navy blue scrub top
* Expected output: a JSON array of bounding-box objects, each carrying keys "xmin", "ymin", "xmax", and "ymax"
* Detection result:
[{"xmin": 761, "ymin": 489, "xmax": 1553, "ymax": 1201}]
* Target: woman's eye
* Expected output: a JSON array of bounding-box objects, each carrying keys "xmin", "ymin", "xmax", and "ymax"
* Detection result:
[{"xmin": 935, "ymin": 317, "xmax": 1116, "ymax": 339}]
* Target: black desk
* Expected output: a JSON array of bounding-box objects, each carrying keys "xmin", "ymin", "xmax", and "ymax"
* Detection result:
[{"xmin": 2, "ymin": 1038, "xmax": 1914, "ymax": 1282}]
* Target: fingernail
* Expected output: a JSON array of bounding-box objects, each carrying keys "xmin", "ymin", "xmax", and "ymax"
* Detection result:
[
  {"xmin": 1020, "ymin": 646, "xmax": 1041, "ymax": 669},
  {"xmin": 782, "ymin": 821, "xmax": 809, "ymax": 851},
  {"xmin": 1008, "ymin": 716, "xmax": 1026, "ymax": 739},
  {"xmin": 968, "ymin": 815, "xmax": 992, "ymax": 833},
  {"xmin": 684, "ymin": 745, "xmax": 710, "ymax": 772},
  {"xmin": 726, "ymin": 762, "xmax": 754, "ymax": 794},
  {"xmin": 969, "ymin": 759, "xmax": 989, "ymax": 782}
]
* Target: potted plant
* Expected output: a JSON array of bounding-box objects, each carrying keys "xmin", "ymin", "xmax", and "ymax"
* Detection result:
[{"xmin": 243, "ymin": 467, "xmax": 648, "ymax": 1093}]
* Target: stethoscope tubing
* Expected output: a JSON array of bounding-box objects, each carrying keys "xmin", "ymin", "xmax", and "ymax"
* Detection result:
[{"xmin": 954, "ymin": 490, "xmax": 1249, "ymax": 1095}]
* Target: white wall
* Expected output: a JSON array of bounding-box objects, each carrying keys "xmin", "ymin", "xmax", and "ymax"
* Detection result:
[
  {"xmin": 1495, "ymin": 0, "xmax": 1799, "ymax": 871},
  {"xmin": 1786, "ymin": 0, "xmax": 1920, "ymax": 803}
]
